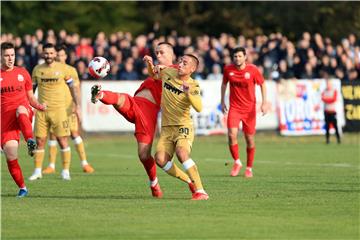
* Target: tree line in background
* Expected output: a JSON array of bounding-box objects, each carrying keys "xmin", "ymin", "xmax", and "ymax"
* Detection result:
[{"xmin": 2, "ymin": 1, "xmax": 359, "ymax": 41}]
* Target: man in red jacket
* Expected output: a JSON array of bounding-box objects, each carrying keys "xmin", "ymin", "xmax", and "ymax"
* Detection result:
[{"xmin": 321, "ymin": 80, "xmax": 341, "ymax": 144}]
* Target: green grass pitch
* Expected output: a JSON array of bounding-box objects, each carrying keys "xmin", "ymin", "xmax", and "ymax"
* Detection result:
[{"xmin": 1, "ymin": 133, "xmax": 359, "ymax": 239}]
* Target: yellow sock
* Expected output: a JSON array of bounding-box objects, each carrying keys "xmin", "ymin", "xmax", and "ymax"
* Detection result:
[
  {"xmin": 61, "ymin": 147, "xmax": 71, "ymax": 170},
  {"xmin": 48, "ymin": 140, "xmax": 58, "ymax": 165},
  {"xmin": 162, "ymin": 161, "xmax": 191, "ymax": 183},
  {"xmin": 34, "ymin": 149, "xmax": 45, "ymax": 168},
  {"xmin": 183, "ymin": 159, "xmax": 204, "ymax": 191},
  {"xmin": 73, "ymin": 136, "xmax": 87, "ymax": 161}
]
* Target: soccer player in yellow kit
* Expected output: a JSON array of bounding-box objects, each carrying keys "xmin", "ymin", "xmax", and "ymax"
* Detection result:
[
  {"xmin": 42, "ymin": 45, "xmax": 94, "ymax": 174},
  {"xmin": 29, "ymin": 43, "xmax": 81, "ymax": 181},
  {"xmin": 151, "ymin": 54, "xmax": 209, "ymax": 200}
]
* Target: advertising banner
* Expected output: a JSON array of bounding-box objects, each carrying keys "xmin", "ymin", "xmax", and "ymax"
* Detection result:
[
  {"xmin": 81, "ymin": 80, "xmax": 278, "ymax": 135},
  {"xmin": 341, "ymin": 80, "xmax": 360, "ymax": 132},
  {"xmin": 277, "ymin": 79, "xmax": 345, "ymax": 136}
]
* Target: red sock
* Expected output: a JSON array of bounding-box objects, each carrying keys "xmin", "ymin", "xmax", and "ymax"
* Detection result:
[
  {"xmin": 140, "ymin": 156, "xmax": 157, "ymax": 181},
  {"xmin": 100, "ymin": 91, "xmax": 119, "ymax": 105},
  {"xmin": 17, "ymin": 113, "xmax": 33, "ymax": 141},
  {"xmin": 7, "ymin": 159, "xmax": 25, "ymax": 188},
  {"xmin": 246, "ymin": 147, "xmax": 255, "ymax": 168},
  {"xmin": 229, "ymin": 144, "xmax": 239, "ymax": 161}
]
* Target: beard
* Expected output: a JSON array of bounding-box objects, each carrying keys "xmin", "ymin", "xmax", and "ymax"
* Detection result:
[{"xmin": 45, "ymin": 57, "xmax": 54, "ymax": 64}]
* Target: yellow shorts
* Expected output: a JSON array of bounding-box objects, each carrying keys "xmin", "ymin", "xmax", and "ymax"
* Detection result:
[
  {"xmin": 156, "ymin": 125, "xmax": 194, "ymax": 157},
  {"xmin": 49, "ymin": 110, "xmax": 78, "ymax": 135},
  {"xmin": 35, "ymin": 109, "xmax": 70, "ymax": 138}
]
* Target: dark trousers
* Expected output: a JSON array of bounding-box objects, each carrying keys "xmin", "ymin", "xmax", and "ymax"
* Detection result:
[{"xmin": 324, "ymin": 112, "xmax": 340, "ymax": 143}]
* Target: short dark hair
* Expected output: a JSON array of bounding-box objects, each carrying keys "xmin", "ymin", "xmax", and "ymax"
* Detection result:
[
  {"xmin": 232, "ymin": 47, "xmax": 246, "ymax": 57},
  {"xmin": 43, "ymin": 43, "xmax": 55, "ymax": 50},
  {"xmin": 1, "ymin": 42, "xmax": 15, "ymax": 52},
  {"xmin": 157, "ymin": 42, "xmax": 174, "ymax": 48},
  {"xmin": 184, "ymin": 53, "xmax": 199, "ymax": 68},
  {"xmin": 55, "ymin": 44, "xmax": 67, "ymax": 53}
]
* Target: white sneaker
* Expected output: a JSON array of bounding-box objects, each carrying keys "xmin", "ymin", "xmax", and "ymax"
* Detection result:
[
  {"xmin": 61, "ymin": 170, "xmax": 71, "ymax": 181},
  {"xmin": 28, "ymin": 172, "xmax": 42, "ymax": 181}
]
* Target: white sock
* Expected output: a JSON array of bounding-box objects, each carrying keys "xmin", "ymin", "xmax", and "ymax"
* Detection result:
[
  {"xmin": 246, "ymin": 167, "xmax": 252, "ymax": 171},
  {"xmin": 48, "ymin": 163, "xmax": 55, "ymax": 169},
  {"xmin": 34, "ymin": 168, "xmax": 42, "ymax": 175},
  {"xmin": 48, "ymin": 140, "xmax": 57, "ymax": 146},
  {"xmin": 81, "ymin": 160, "xmax": 89, "ymax": 167},
  {"xmin": 235, "ymin": 159, "xmax": 242, "ymax": 165},
  {"xmin": 73, "ymin": 136, "xmax": 83, "ymax": 145},
  {"xmin": 150, "ymin": 177, "xmax": 158, "ymax": 187},
  {"xmin": 195, "ymin": 189, "xmax": 206, "ymax": 194},
  {"xmin": 20, "ymin": 187, "xmax": 27, "ymax": 190}
]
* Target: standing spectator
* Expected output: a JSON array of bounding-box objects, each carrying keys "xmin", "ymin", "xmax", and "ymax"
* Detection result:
[
  {"xmin": 76, "ymin": 60, "xmax": 91, "ymax": 80},
  {"xmin": 278, "ymin": 59, "xmax": 295, "ymax": 80},
  {"xmin": 119, "ymin": 58, "xmax": 139, "ymax": 80},
  {"xmin": 207, "ymin": 64, "xmax": 223, "ymax": 80},
  {"xmin": 301, "ymin": 62, "xmax": 316, "ymax": 79},
  {"xmin": 321, "ymin": 79, "xmax": 341, "ymax": 144},
  {"xmin": 75, "ymin": 38, "xmax": 94, "ymax": 60},
  {"xmin": 106, "ymin": 63, "xmax": 121, "ymax": 80}
]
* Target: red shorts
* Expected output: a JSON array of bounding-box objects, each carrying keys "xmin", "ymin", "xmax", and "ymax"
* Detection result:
[
  {"xmin": 1, "ymin": 106, "xmax": 33, "ymax": 147},
  {"xmin": 227, "ymin": 108, "xmax": 256, "ymax": 135},
  {"xmin": 116, "ymin": 95, "xmax": 160, "ymax": 144}
]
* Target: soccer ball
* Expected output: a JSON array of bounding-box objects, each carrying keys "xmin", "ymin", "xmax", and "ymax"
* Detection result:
[{"xmin": 88, "ymin": 57, "xmax": 110, "ymax": 79}]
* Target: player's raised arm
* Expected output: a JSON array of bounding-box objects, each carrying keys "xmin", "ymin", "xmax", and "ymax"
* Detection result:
[
  {"xmin": 143, "ymin": 55, "xmax": 156, "ymax": 78},
  {"xmin": 183, "ymin": 81, "xmax": 202, "ymax": 112}
]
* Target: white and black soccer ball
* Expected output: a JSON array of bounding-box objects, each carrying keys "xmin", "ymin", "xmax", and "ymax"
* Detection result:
[{"xmin": 88, "ymin": 56, "xmax": 110, "ymax": 79}]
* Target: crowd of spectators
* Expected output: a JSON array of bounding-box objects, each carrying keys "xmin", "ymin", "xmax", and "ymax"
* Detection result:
[{"xmin": 1, "ymin": 29, "xmax": 359, "ymax": 82}]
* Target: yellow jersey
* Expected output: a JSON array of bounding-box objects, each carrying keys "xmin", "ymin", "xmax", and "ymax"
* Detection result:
[
  {"xmin": 159, "ymin": 68, "xmax": 202, "ymax": 126},
  {"xmin": 64, "ymin": 64, "xmax": 80, "ymax": 114},
  {"xmin": 32, "ymin": 62, "xmax": 70, "ymax": 111}
]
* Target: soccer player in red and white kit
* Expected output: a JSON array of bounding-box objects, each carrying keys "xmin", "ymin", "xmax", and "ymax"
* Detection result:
[
  {"xmin": 1, "ymin": 42, "xmax": 46, "ymax": 197},
  {"xmin": 91, "ymin": 42, "xmax": 196, "ymax": 198},
  {"xmin": 221, "ymin": 47, "xmax": 268, "ymax": 178}
]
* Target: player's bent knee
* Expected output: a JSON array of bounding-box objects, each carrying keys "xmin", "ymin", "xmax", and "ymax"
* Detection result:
[
  {"xmin": 138, "ymin": 151, "xmax": 151, "ymax": 162},
  {"xmin": 155, "ymin": 152, "xmax": 171, "ymax": 167},
  {"xmin": 71, "ymin": 132, "xmax": 80, "ymax": 139},
  {"xmin": 36, "ymin": 137, "xmax": 46, "ymax": 149},
  {"xmin": 175, "ymin": 147, "xmax": 190, "ymax": 162},
  {"xmin": 16, "ymin": 105, "xmax": 28, "ymax": 117},
  {"xmin": 116, "ymin": 94, "xmax": 126, "ymax": 108},
  {"xmin": 244, "ymin": 134, "xmax": 255, "ymax": 147},
  {"xmin": 3, "ymin": 141, "xmax": 19, "ymax": 160}
]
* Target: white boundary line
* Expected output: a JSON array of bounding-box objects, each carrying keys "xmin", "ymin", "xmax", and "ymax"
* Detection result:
[{"xmin": 87, "ymin": 153, "xmax": 358, "ymax": 169}]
